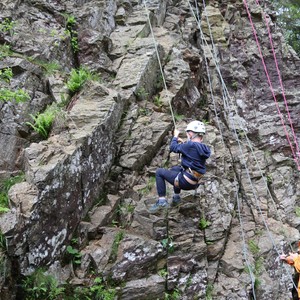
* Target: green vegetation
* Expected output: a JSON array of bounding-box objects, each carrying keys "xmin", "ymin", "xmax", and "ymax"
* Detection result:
[
  {"xmin": 0, "ymin": 18, "xmax": 16, "ymax": 35},
  {"xmin": 0, "ymin": 231, "xmax": 6, "ymax": 250},
  {"xmin": 295, "ymin": 206, "xmax": 300, "ymax": 217},
  {"xmin": 164, "ymin": 288, "xmax": 181, "ymax": 300},
  {"xmin": 174, "ymin": 113, "xmax": 185, "ymax": 122},
  {"xmin": 64, "ymin": 15, "xmax": 79, "ymax": 53},
  {"xmin": 26, "ymin": 105, "xmax": 58, "ymax": 139},
  {"xmin": 248, "ymin": 239, "xmax": 260, "ymax": 256},
  {"xmin": 66, "ymin": 277, "xmax": 117, "ymax": 300},
  {"xmin": 22, "ymin": 270, "xmax": 117, "ymax": 300},
  {"xmin": 0, "ymin": 173, "xmax": 25, "ymax": 214},
  {"xmin": 246, "ymin": 239, "xmax": 264, "ymax": 289},
  {"xmin": 161, "ymin": 237, "xmax": 174, "ymax": 254},
  {"xmin": 109, "ymin": 231, "xmax": 124, "ymax": 263},
  {"xmin": 0, "ymin": 67, "xmax": 30, "ymax": 103},
  {"xmin": 136, "ymin": 87, "xmax": 149, "ymax": 101},
  {"xmin": 0, "ymin": 67, "xmax": 13, "ymax": 82},
  {"xmin": 158, "ymin": 268, "xmax": 168, "ymax": 279},
  {"xmin": 205, "ymin": 283, "xmax": 214, "ymax": 300},
  {"xmin": 231, "ymin": 81, "xmax": 238, "ymax": 91},
  {"xmin": 66, "ymin": 245, "xmax": 82, "ymax": 265},
  {"xmin": 270, "ymin": 0, "xmax": 300, "ymax": 56},
  {"xmin": 0, "ymin": 88, "xmax": 30, "ymax": 103},
  {"xmin": 139, "ymin": 176, "xmax": 156, "ymax": 195},
  {"xmin": 66, "ymin": 67, "xmax": 94, "ymax": 94},
  {"xmin": 266, "ymin": 174, "xmax": 273, "ymax": 184},
  {"xmin": 153, "ymin": 95, "xmax": 163, "ymax": 107},
  {"xmin": 0, "ymin": 44, "xmax": 12, "ymax": 60},
  {"xmin": 30, "ymin": 59, "xmax": 61, "ymax": 75},
  {"xmin": 22, "ymin": 269, "xmax": 65, "ymax": 300},
  {"xmin": 199, "ymin": 217, "xmax": 211, "ymax": 230}
]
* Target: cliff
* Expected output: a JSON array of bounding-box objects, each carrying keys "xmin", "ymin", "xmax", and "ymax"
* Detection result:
[{"xmin": 0, "ymin": 0, "xmax": 299, "ymax": 299}]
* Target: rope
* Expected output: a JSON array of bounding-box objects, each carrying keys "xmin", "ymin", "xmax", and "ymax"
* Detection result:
[
  {"xmin": 189, "ymin": 3, "xmax": 258, "ymax": 297},
  {"xmin": 192, "ymin": 0, "xmax": 294, "ymax": 250},
  {"xmin": 189, "ymin": 0, "xmax": 297, "ymax": 294},
  {"xmin": 255, "ymin": 0, "xmax": 300, "ymax": 164},
  {"xmin": 196, "ymin": 0, "xmax": 226, "ymax": 147},
  {"xmin": 235, "ymin": 181, "xmax": 257, "ymax": 300},
  {"xmin": 143, "ymin": 0, "xmax": 176, "ymax": 128},
  {"xmin": 243, "ymin": 0, "xmax": 300, "ymax": 171}
]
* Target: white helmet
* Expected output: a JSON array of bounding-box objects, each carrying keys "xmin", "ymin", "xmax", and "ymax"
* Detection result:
[{"xmin": 185, "ymin": 120, "xmax": 206, "ymax": 134}]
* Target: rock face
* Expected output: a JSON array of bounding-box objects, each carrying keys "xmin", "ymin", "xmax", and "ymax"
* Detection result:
[{"xmin": 0, "ymin": 0, "xmax": 299, "ymax": 299}]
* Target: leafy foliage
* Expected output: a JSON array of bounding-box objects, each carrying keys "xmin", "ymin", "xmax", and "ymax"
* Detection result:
[
  {"xmin": 65, "ymin": 15, "xmax": 79, "ymax": 53},
  {"xmin": 0, "ymin": 18, "xmax": 16, "ymax": 35},
  {"xmin": 0, "ymin": 88, "xmax": 30, "ymax": 103},
  {"xmin": 0, "ymin": 67, "xmax": 13, "ymax": 82},
  {"xmin": 0, "ymin": 173, "xmax": 25, "ymax": 214},
  {"xmin": 26, "ymin": 105, "xmax": 58, "ymax": 139},
  {"xmin": 22, "ymin": 269, "xmax": 65, "ymax": 300},
  {"xmin": 66, "ymin": 245, "xmax": 82, "ymax": 265},
  {"xmin": 66, "ymin": 67, "xmax": 93, "ymax": 94},
  {"xmin": 270, "ymin": 0, "xmax": 300, "ymax": 56},
  {"xmin": 0, "ymin": 67, "xmax": 30, "ymax": 103},
  {"xmin": 0, "ymin": 44, "xmax": 12, "ymax": 60},
  {"xmin": 199, "ymin": 217, "xmax": 211, "ymax": 230},
  {"xmin": 65, "ymin": 277, "xmax": 117, "ymax": 300},
  {"xmin": 109, "ymin": 231, "xmax": 124, "ymax": 263}
]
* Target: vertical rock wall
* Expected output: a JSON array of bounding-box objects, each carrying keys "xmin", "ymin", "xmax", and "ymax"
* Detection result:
[{"xmin": 0, "ymin": 0, "xmax": 299, "ymax": 299}]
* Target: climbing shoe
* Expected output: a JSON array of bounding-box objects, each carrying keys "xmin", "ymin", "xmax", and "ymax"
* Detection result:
[
  {"xmin": 149, "ymin": 199, "xmax": 169, "ymax": 213},
  {"xmin": 171, "ymin": 194, "xmax": 181, "ymax": 207}
]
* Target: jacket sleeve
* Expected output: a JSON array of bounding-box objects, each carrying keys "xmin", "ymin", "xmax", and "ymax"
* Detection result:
[
  {"xmin": 293, "ymin": 255, "xmax": 300, "ymax": 272},
  {"xmin": 170, "ymin": 137, "xmax": 186, "ymax": 153}
]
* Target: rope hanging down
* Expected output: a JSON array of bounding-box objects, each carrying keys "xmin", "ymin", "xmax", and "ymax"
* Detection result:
[
  {"xmin": 193, "ymin": 0, "xmax": 295, "ymax": 252},
  {"xmin": 189, "ymin": 0, "xmax": 297, "ymax": 295},
  {"xmin": 142, "ymin": 0, "xmax": 176, "ymax": 128},
  {"xmin": 243, "ymin": 0, "xmax": 300, "ymax": 171},
  {"xmin": 255, "ymin": 0, "xmax": 300, "ymax": 167}
]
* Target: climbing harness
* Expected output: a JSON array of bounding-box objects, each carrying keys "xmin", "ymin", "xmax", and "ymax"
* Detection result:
[{"xmin": 174, "ymin": 168, "xmax": 203, "ymax": 188}]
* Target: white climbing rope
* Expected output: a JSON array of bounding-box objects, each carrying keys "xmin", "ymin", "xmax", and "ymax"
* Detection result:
[
  {"xmin": 188, "ymin": 0, "xmax": 297, "ymax": 294},
  {"xmin": 142, "ymin": 0, "xmax": 176, "ymax": 127}
]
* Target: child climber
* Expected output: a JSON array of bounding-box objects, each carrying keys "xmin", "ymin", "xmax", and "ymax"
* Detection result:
[{"xmin": 149, "ymin": 120, "xmax": 211, "ymax": 213}]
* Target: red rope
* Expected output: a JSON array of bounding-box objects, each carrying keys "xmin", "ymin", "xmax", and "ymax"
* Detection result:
[
  {"xmin": 256, "ymin": 0, "xmax": 300, "ymax": 166},
  {"xmin": 243, "ymin": 0, "xmax": 300, "ymax": 170}
]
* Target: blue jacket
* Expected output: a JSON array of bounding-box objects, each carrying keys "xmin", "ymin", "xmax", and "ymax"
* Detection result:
[{"xmin": 170, "ymin": 137, "xmax": 211, "ymax": 174}]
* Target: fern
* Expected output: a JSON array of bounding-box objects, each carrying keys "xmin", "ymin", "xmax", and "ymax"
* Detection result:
[
  {"xmin": 66, "ymin": 67, "xmax": 91, "ymax": 94},
  {"xmin": 26, "ymin": 106, "xmax": 57, "ymax": 139}
]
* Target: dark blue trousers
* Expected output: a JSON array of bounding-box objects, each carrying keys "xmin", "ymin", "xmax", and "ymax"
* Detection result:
[{"xmin": 156, "ymin": 166, "xmax": 199, "ymax": 197}]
